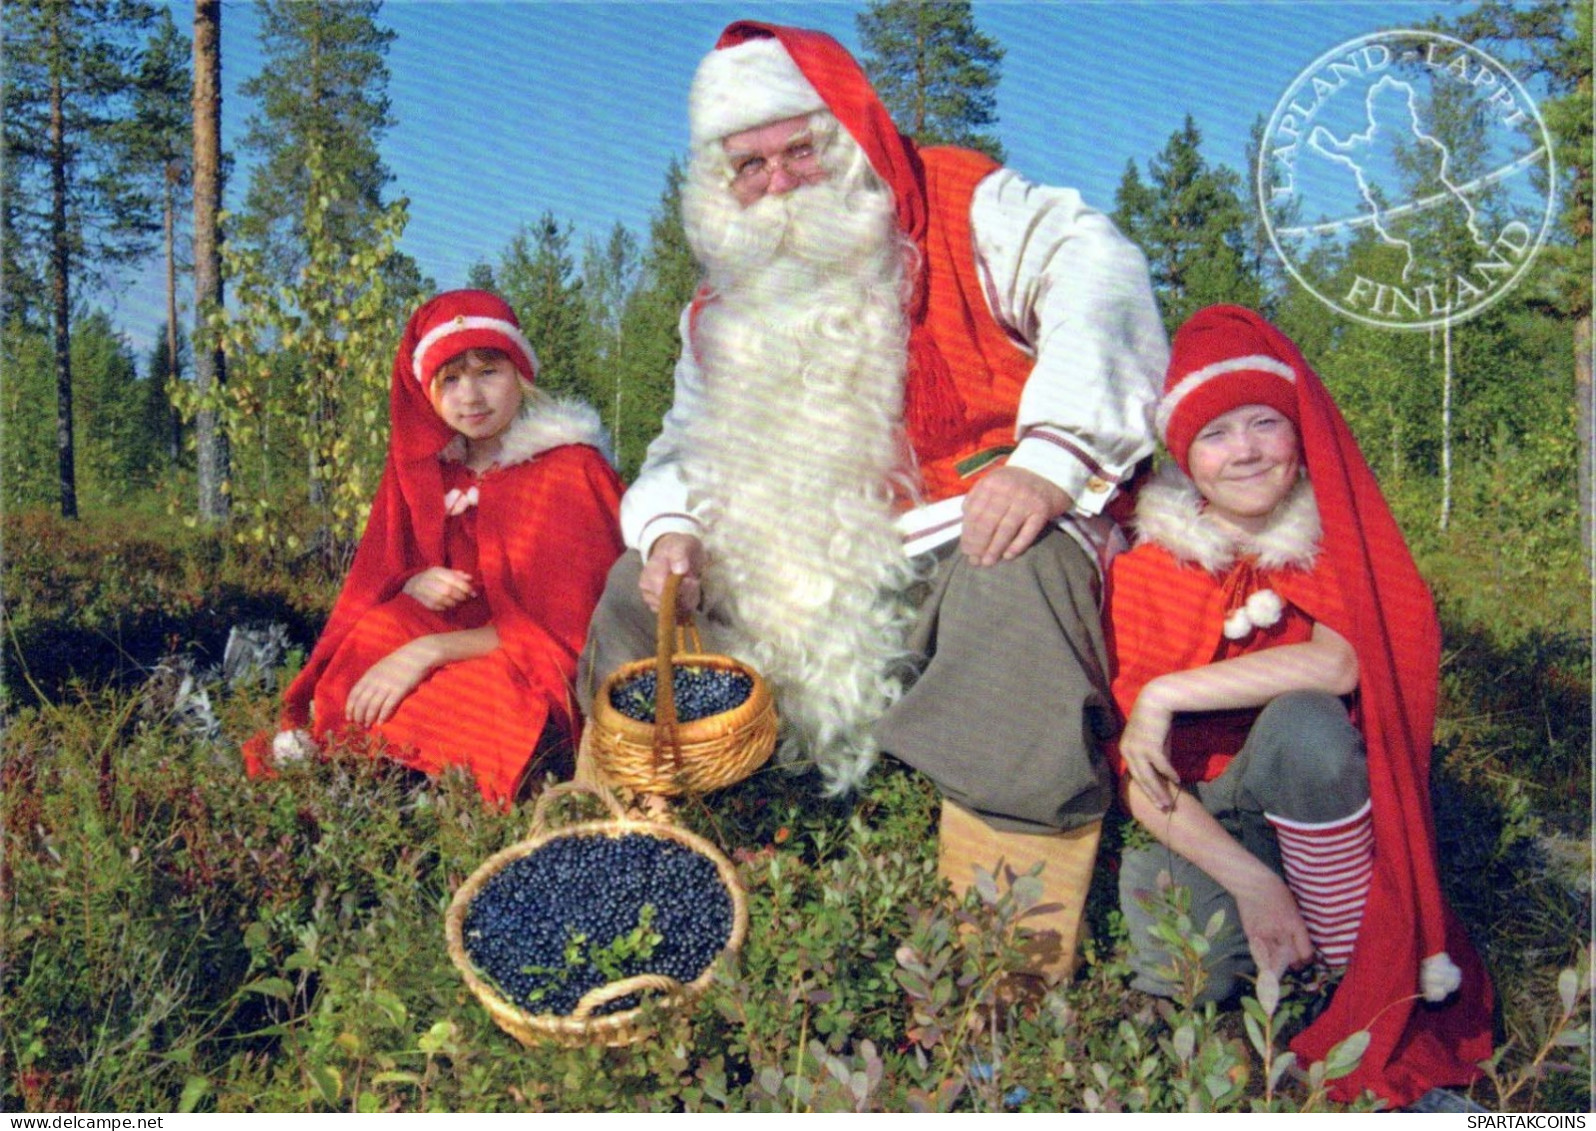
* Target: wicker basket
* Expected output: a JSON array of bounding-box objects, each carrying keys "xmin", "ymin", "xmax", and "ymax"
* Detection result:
[
  {"xmin": 587, "ymin": 572, "xmax": 777, "ymax": 796},
  {"xmin": 445, "ymin": 782, "xmax": 750, "ymax": 1049}
]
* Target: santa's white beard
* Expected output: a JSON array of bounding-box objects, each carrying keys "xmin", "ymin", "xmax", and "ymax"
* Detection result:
[{"xmin": 680, "ymin": 144, "xmax": 919, "ymax": 794}]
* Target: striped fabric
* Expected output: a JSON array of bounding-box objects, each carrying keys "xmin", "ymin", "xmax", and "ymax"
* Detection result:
[{"xmin": 1267, "ymin": 800, "xmax": 1374, "ymax": 968}]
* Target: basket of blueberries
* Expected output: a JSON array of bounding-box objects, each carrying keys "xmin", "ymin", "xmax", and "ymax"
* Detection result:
[
  {"xmin": 587, "ymin": 571, "xmax": 777, "ymax": 796},
  {"xmin": 446, "ymin": 782, "xmax": 749, "ymax": 1048}
]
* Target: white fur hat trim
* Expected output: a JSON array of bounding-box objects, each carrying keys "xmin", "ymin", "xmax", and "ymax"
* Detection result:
[
  {"xmin": 1156, "ymin": 354, "xmax": 1297, "ymax": 440},
  {"xmin": 689, "ymin": 36, "xmax": 825, "ymax": 149},
  {"xmin": 1223, "ymin": 588, "xmax": 1285, "ymax": 640},
  {"xmin": 411, "ymin": 315, "xmax": 539, "ymax": 387},
  {"xmin": 1420, "ymin": 951, "xmax": 1463, "ymax": 1002}
]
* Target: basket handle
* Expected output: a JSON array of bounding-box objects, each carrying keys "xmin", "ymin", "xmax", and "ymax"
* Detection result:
[
  {"xmin": 654, "ymin": 573, "xmax": 688, "ymax": 774},
  {"xmin": 530, "ymin": 780, "xmax": 627, "ymax": 833},
  {"xmin": 570, "ymin": 972, "xmax": 684, "ymax": 1020}
]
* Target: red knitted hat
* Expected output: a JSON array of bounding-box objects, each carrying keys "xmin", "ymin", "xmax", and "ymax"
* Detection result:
[
  {"xmin": 1157, "ymin": 308, "xmax": 1300, "ymax": 475},
  {"xmin": 409, "ymin": 289, "xmax": 538, "ymax": 390}
]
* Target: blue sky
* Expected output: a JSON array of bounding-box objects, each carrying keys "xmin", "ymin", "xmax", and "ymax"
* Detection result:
[{"xmin": 113, "ymin": 0, "xmax": 1487, "ymax": 359}]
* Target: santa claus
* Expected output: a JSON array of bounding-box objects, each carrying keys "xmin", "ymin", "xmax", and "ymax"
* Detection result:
[{"xmin": 580, "ymin": 21, "xmax": 1167, "ymax": 979}]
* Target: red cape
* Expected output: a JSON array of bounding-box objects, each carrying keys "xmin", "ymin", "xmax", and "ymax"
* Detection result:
[
  {"xmin": 1189, "ymin": 307, "xmax": 1492, "ymax": 1106},
  {"xmin": 245, "ymin": 293, "xmax": 624, "ymax": 801}
]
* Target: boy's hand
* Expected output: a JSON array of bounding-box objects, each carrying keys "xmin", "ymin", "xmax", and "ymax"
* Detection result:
[
  {"xmin": 1234, "ymin": 871, "xmax": 1316, "ymax": 980},
  {"xmin": 346, "ymin": 641, "xmax": 435, "ymax": 727},
  {"xmin": 1120, "ymin": 690, "xmax": 1180, "ymax": 812},
  {"xmin": 404, "ymin": 567, "xmax": 477, "ymax": 611}
]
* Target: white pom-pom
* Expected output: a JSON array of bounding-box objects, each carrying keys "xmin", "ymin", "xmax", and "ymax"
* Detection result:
[
  {"xmin": 1223, "ymin": 607, "xmax": 1252, "ymax": 639},
  {"xmin": 1245, "ymin": 588, "xmax": 1284, "ymax": 629},
  {"xmin": 272, "ymin": 728, "xmax": 316, "ymax": 765},
  {"xmin": 1421, "ymin": 951, "xmax": 1462, "ymax": 1002}
]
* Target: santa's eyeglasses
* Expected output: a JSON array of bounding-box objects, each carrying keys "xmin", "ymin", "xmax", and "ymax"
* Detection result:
[{"xmin": 727, "ymin": 135, "xmax": 826, "ymax": 192}]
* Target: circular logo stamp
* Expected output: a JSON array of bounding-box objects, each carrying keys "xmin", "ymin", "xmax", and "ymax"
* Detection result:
[{"xmin": 1258, "ymin": 30, "xmax": 1555, "ymax": 331}]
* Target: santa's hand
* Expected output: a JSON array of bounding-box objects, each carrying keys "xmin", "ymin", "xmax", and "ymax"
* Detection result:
[
  {"xmin": 1234, "ymin": 870, "xmax": 1316, "ymax": 980},
  {"xmin": 640, "ymin": 533, "xmax": 705, "ymax": 616},
  {"xmin": 346, "ymin": 642, "xmax": 434, "ymax": 727},
  {"xmin": 960, "ymin": 466, "xmax": 1070, "ymax": 567},
  {"xmin": 1120, "ymin": 692, "xmax": 1180, "ymax": 812},
  {"xmin": 404, "ymin": 567, "xmax": 477, "ymax": 612}
]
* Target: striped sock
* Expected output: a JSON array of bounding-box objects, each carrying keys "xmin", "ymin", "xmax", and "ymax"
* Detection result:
[{"xmin": 1265, "ymin": 799, "xmax": 1373, "ymax": 968}]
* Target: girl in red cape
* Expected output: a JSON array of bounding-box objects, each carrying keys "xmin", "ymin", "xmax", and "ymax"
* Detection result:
[
  {"xmin": 244, "ymin": 290, "xmax": 624, "ymax": 803},
  {"xmin": 1106, "ymin": 305, "xmax": 1492, "ymax": 1107}
]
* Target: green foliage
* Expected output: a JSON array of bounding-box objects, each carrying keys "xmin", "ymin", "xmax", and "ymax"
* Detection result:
[
  {"xmin": 234, "ymin": 0, "xmax": 399, "ymax": 281},
  {"xmin": 492, "ymin": 213, "xmax": 592, "ymax": 405},
  {"xmin": 1114, "ymin": 117, "xmax": 1263, "ymax": 335},
  {"xmin": 192, "ymin": 146, "xmax": 422, "ymax": 561},
  {"xmin": 3, "ymin": 510, "xmax": 1587, "ymax": 1113},
  {"xmin": 3, "ymin": 311, "xmax": 167, "ymax": 511},
  {"xmin": 2, "ymin": 0, "xmax": 162, "ymax": 287},
  {"xmin": 856, "ymin": 0, "xmax": 1006, "ymax": 162},
  {"xmin": 609, "ymin": 159, "xmax": 700, "ymax": 478}
]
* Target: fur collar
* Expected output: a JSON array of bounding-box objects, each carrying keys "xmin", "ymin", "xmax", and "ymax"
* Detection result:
[
  {"xmin": 1132, "ymin": 464, "xmax": 1320, "ymax": 573},
  {"xmin": 438, "ymin": 396, "xmax": 614, "ymax": 469}
]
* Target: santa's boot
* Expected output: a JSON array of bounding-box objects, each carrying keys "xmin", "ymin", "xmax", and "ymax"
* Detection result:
[{"xmin": 936, "ymin": 798, "xmax": 1102, "ymax": 983}]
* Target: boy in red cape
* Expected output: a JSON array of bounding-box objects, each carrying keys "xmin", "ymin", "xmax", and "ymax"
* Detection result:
[
  {"xmin": 1107, "ymin": 305, "xmax": 1492, "ymax": 1106},
  {"xmin": 245, "ymin": 290, "xmax": 624, "ymax": 803}
]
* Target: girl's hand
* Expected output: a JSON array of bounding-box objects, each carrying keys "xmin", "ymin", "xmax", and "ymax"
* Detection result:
[
  {"xmin": 1233, "ymin": 870, "xmax": 1316, "ymax": 980},
  {"xmin": 1120, "ymin": 687, "xmax": 1181, "ymax": 812},
  {"xmin": 346, "ymin": 641, "xmax": 436, "ymax": 727},
  {"xmin": 404, "ymin": 567, "xmax": 476, "ymax": 611}
]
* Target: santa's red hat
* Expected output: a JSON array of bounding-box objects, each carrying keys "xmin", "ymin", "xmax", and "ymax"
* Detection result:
[
  {"xmin": 1156, "ymin": 313, "xmax": 1300, "ymax": 475},
  {"xmin": 409, "ymin": 289, "xmax": 539, "ymax": 391},
  {"xmin": 689, "ymin": 34, "xmax": 826, "ymax": 149}
]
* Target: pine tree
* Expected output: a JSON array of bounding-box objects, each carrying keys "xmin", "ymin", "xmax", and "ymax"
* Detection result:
[
  {"xmin": 580, "ymin": 222, "xmax": 641, "ymax": 443},
  {"xmin": 234, "ymin": 0, "xmax": 397, "ymax": 278},
  {"xmin": 494, "ymin": 213, "xmax": 590, "ymax": 403},
  {"xmin": 3, "ymin": 0, "xmax": 161, "ymax": 518},
  {"xmin": 117, "ymin": 8, "xmax": 191, "ymax": 471},
  {"xmin": 856, "ymin": 0, "xmax": 1005, "ymax": 162},
  {"xmin": 612, "ymin": 160, "xmax": 699, "ymax": 477},
  {"xmin": 1113, "ymin": 116, "xmax": 1262, "ymax": 336}
]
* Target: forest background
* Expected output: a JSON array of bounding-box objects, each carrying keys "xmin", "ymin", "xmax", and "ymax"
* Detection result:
[{"xmin": 2, "ymin": 0, "xmax": 1591, "ymax": 1114}]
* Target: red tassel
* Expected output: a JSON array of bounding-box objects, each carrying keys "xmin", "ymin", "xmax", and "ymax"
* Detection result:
[{"xmin": 904, "ymin": 326, "xmax": 966, "ymax": 458}]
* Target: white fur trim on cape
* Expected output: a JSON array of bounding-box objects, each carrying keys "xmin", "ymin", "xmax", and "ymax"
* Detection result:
[
  {"xmin": 412, "ymin": 315, "xmax": 539, "ymax": 385},
  {"xmin": 1155, "ymin": 354, "xmax": 1297, "ymax": 440},
  {"xmin": 690, "ymin": 35, "xmax": 825, "ymax": 148},
  {"xmin": 439, "ymin": 396, "xmax": 614, "ymax": 469},
  {"xmin": 1132, "ymin": 464, "xmax": 1320, "ymax": 574}
]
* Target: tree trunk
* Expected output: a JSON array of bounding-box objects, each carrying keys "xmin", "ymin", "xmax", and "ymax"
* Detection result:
[
  {"xmin": 192, "ymin": 0, "xmax": 228, "ymax": 522},
  {"xmin": 1439, "ymin": 315, "xmax": 1453, "ymax": 533},
  {"xmin": 1576, "ymin": 313, "xmax": 1593, "ymax": 574},
  {"xmin": 165, "ymin": 160, "xmax": 182, "ymax": 462},
  {"xmin": 49, "ymin": 33, "xmax": 77, "ymax": 520}
]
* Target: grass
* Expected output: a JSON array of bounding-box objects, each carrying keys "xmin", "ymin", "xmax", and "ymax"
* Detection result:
[{"xmin": 1, "ymin": 505, "xmax": 1589, "ymax": 1112}]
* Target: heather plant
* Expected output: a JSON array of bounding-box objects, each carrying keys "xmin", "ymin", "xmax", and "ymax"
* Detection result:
[{"xmin": 1, "ymin": 508, "xmax": 1589, "ymax": 1112}]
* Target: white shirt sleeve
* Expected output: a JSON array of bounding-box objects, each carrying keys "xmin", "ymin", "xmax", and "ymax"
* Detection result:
[
  {"xmin": 969, "ymin": 167, "xmax": 1168, "ymax": 516},
  {"xmin": 619, "ymin": 305, "xmax": 705, "ymax": 557}
]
